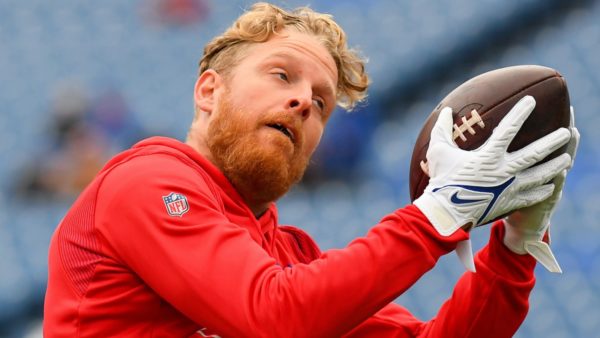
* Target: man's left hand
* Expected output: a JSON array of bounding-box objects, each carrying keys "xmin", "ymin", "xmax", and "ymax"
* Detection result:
[{"xmin": 503, "ymin": 107, "xmax": 580, "ymax": 273}]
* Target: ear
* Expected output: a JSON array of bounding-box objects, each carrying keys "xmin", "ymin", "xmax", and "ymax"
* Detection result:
[{"xmin": 194, "ymin": 69, "xmax": 222, "ymax": 114}]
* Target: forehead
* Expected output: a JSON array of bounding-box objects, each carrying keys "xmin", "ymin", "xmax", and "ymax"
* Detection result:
[{"xmin": 242, "ymin": 30, "xmax": 338, "ymax": 86}]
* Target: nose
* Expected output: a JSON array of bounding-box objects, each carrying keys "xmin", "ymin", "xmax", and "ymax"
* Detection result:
[{"xmin": 286, "ymin": 90, "xmax": 312, "ymax": 120}]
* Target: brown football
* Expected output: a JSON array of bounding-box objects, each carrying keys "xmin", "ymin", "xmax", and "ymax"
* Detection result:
[{"xmin": 409, "ymin": 65, "xmax": 571, "ymax": 202}]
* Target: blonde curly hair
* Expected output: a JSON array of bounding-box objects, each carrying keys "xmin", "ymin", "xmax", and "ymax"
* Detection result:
[{"xmin": 198, "ymin": 2, "xmax": 369, "ymax": 111}]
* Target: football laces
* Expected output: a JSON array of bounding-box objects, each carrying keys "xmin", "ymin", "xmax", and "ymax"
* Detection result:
[
  {"xmin": 452, "ymin": 109, "xmax": 485, "ymax": 141},
  {"xmin": 421, "ymin": 109, "xmax": 486, "ymax": 177}
]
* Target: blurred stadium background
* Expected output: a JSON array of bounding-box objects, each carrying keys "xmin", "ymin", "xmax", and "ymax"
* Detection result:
[{"xmin": 1, "ymin": 0, "xmax": 599, "ymax": 336}]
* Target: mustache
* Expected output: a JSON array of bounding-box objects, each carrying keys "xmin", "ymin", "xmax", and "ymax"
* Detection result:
[
  {"xmin": 258, "ymin": 112, "xmax": 299, "ymax": 127},
  {"xmin": 258, "ymin": 113, "xmax": 303, "ymax": 143}
]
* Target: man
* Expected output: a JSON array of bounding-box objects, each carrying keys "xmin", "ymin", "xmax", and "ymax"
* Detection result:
[{"xmin": 44, "ymin": 2, "xmax": 579, "ymax": 337}]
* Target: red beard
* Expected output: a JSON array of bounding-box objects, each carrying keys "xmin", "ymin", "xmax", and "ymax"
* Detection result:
[{"xmin": 207, "ymin": 91, "xmax": 310, "ymax": 207}]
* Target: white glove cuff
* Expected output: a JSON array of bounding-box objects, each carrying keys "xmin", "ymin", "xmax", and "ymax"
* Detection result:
[
  {"xmin": 503, "ymin": 219, "xmax": 562, "ymax": 273},
  {"xmin": 502, "ymin": 219, "xmax": 531, "ymax": 254},
  {"xmin": 503, "ymin": 218, "xmax": 549, "ymax": 254},
  {"xmin": 414, "ymin": 193, "xmax": 463, "ymax": 236}
]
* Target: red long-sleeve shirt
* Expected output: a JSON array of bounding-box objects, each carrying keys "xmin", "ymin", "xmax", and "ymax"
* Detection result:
[{"xmin": 44, "ymin": 137, "xmax": 537, "ymax": 337}]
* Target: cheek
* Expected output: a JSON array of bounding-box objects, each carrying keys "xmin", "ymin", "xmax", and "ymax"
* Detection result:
[{"xmin": 302, "ymin": 121, "xmax": 324, "ymax": 156}]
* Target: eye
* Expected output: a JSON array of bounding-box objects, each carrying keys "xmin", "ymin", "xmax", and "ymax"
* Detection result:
[
  {"xmin": 313, "ymin": 97, "xmax": 325, "ymax": 111},
  {"xmin": 275, "ymin": 72, "xmax": 288, "ymax": 82}
]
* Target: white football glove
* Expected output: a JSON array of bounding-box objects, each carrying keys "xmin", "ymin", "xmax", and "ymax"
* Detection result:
[
  {"xmin": 503, "ymin": 106, "xmax": 580, "ymax": 273},
  {"xmin": 414, "ymin": 96, "xmax": 572, "ymax": 271}
]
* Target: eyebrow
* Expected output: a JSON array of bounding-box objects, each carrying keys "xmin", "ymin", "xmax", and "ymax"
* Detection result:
[{"xmin": 263, "ymin": 52, "xmax": 337, "ymax": 102}]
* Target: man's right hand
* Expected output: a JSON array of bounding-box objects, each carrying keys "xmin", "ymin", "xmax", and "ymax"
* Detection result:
[{"xmin": 414, "ymin": 95, "xmax": 572, "ymax": 237}]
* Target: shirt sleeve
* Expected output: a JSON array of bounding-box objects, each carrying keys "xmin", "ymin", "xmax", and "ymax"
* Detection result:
[
  {"xmin": 344, "ymin": 221, "xmax": 536, "ymax": 338},
  {"xmin": 95, "ymin": 153, "xmax": 469, "ymax": 338},
  {"xmin": 419, "ymin": 221, "xmax": 536, "ymax": 337}
]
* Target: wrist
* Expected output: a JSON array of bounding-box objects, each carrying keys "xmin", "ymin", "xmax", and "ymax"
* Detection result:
[
  {"xmin": 414, "ymin": 193, "xmax": 466, "ymax": 236},
  {"xmin": 502, "ymin": 219, "xmax": 528, "ymax": 254},
  {"xmin": 485, "ymin": 222, "xmax": 537, "ymax": 281},
  {"xmin": 502, "ymin": 219, "xmax": 549, "ymax": 255}
]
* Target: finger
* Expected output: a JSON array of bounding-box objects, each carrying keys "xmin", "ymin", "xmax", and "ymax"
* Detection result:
[
  {"xmin": 570, "ymin": 106, "xmax": 576, "ymax": 129},
  {"xmin": 570, "ymin": 127, "xmax": 580, "ymax": 155},
  {"xmin": 430, "ymin": 107, "xmax": 455, "ymax": 146},
  {"xmin": 543, "ymin": 169, "xmax": 566, "ymax": 207},
  {"xmin": 487, "ymin": 95, "xmax": 536, "ymax": 149},
  {"xmin": 567, "ymin": 107, "xmax": 580, "ymax": 167},
  {"xmin": 512, "ymin": 183, "xmax": 555, "ymax": 209},
  {"xmin": 507, "ymin": 127, "xmax": 571, "ymax": 169},
  {"xmin": 514, "ymin": 153, "xmax": 571, "ymax": 190},
  {"xmin": 567, "ymin": 132, "xmax": 580, "ymax": 169},
  {"xmin": 551, "ymin": 169, "xmax": 567, "ymax": 197}
]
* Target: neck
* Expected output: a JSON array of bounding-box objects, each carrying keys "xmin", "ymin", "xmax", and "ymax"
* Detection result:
[{"xmin": 185, "ymin": 126, "xmax": 214, "ymax": 164}]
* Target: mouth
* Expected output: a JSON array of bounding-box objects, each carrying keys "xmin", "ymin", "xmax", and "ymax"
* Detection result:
[{"xmin": 267, "ymin": 123, "xmax": 295, "ymax": 143}]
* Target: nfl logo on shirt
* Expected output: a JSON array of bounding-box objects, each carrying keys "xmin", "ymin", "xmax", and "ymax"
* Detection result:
[{"xmin": 163, "ymin": 192, "xmax": 189, "ymax": 217}]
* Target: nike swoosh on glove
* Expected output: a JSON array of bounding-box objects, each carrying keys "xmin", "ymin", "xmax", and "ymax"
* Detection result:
[{"xmin": 414, "ymin": 95, "xmax": 572, "ymax": 271}]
